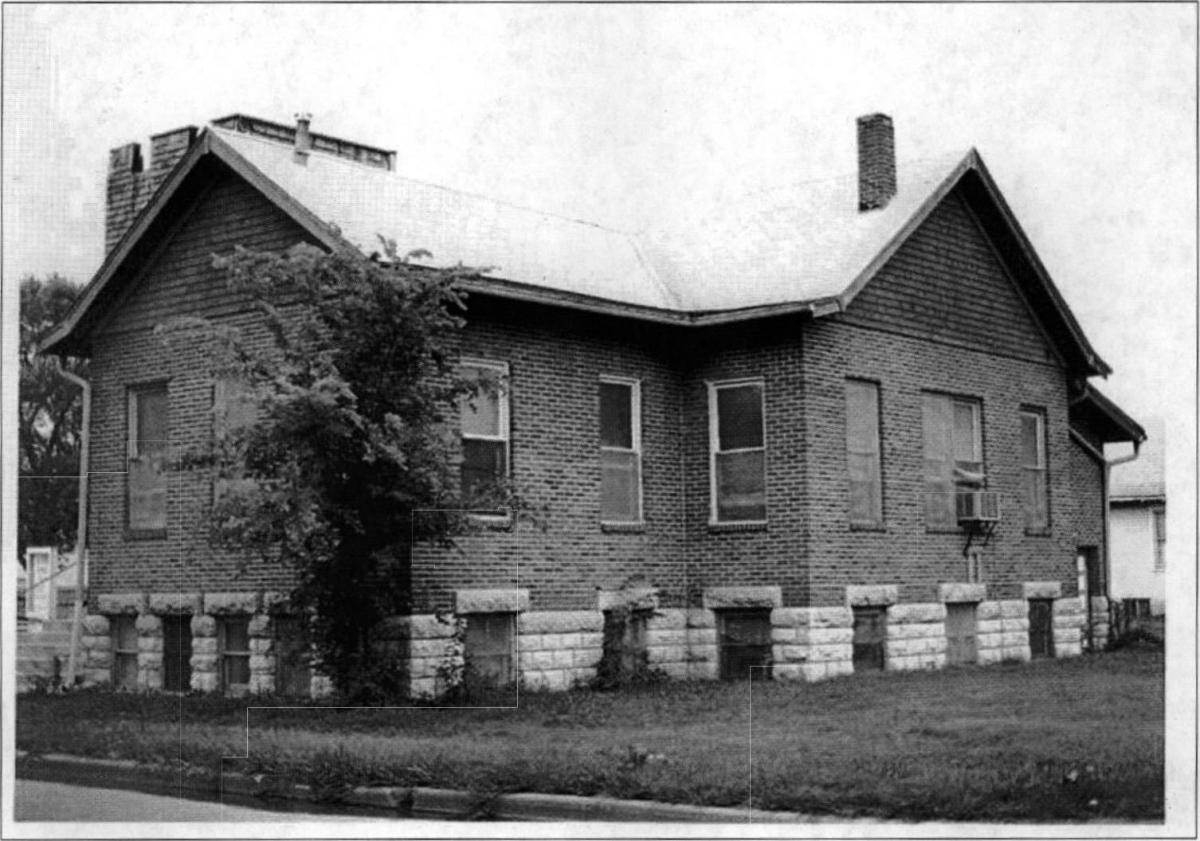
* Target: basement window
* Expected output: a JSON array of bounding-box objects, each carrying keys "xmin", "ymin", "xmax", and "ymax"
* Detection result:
[
  {"xmin": 111, "ymin": 615, "xmax": 138, "ymax": 690},
  {"xmin": 717, "ymin": 608, "xmax": 772, "ymax": 681},
  {"xmin": 219, "ymin": 617, "xmax": 251, "ymax": 694},
  {"xmin": 464, "ymin": 612, "xmax": 516, "ymax": 685},
  {"xmin": 852, "ymin": 606, "xmax": 887, "ymax": 671},
  {"xmin": 944, "ymin": 602, "xmax": 978, "ymax": 666}
]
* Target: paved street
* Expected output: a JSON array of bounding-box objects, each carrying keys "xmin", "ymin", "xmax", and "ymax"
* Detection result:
[{"xmin": 14, "ymin": 779, "xmax": 388, "ymax": 823}]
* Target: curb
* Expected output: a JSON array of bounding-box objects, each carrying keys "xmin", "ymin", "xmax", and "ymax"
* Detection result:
[{"xmin": 15, "ymin": 752, "xmax": 810, "ymax": 823}]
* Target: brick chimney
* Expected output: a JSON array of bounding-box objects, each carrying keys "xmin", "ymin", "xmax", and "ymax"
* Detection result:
[
  {"xmin": 104, "ymin": 124, "xmax": 197, "ymax": 253},
  {"xmin": 857, "ymin": 113, "xmax": 896, "ymax": 212}
]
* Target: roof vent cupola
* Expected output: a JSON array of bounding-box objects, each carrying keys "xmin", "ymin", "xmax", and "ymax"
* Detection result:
[
  {"xmin": 294, "ymin": 112, "xmax": 313, "ymax": 163},
  {"xmin": 857, "ymin": 113, "xmax": 897, "ymax": 212}
]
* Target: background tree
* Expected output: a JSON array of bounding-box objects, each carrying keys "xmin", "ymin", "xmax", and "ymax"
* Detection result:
[
  {"xmin": 180, "ymin": 242, "xmax": 528, "ymax": 701},
  {"xmin": 18, "ymin": 274, "xmax": 86, "ymax": 560}
]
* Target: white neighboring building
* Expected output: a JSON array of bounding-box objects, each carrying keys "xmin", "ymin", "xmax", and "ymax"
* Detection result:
[{"xmin": 1108, "ymin": 420, "xmax": 1166, "ymax": 616}]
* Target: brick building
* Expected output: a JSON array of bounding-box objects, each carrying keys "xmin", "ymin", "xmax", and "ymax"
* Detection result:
[{"xmin": 41, "ymin": 112, "xmax": 1143, "ymax": 696}]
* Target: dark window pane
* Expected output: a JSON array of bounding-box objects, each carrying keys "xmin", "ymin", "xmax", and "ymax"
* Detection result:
[
  {"xmin": 459, "ymin": 367, "xmax": 502, "ymax": 437},
  {"xmin": 599, "ymin": 382, "xmax": 633, "ymax": 449},
  {"xmin": 601, "ymin": 450, "xmax": 640, "ymax": 521},
  {"xmin": 945, "ymin": 603, "xmax": 977, "ymax": 665},
  {"xmin": 113, "ymin": 616, "xmax": 138, "ymax": 651},
  {"xmin": 716, "ymin": 385, "xmax": 763, "ymax": 450},
  {"xmin": 952, "ymin": 400, "xmax": 977, "ymax": 463},
  {"xmin": 461, "ymin": 439, "xmax": 506, "ymax": 497},
  {"xmin": 716, "ymin": 450, "xmax": 766, "ymax": 521},
  {"xmin": 852, "ymin": 607, "xmax": 887, "ymax": 671},
  {"xmin": 162, "ymin": 615, "xmax": 192, "ymax": 692},
  {"xmin": 115, "ymin": 653, "xmax": 139, "ymax": 690},
  {"xmin": 846, "ymin": 381, "xmax": 882, "ymax": 525},
  {"xmin": 136, "ymin": 388, "xmax": 168, "ymax": 457},
  {"xmin": 718, "ymin": 609, "xmax": 771, "ymax": 681},
  {"xmin": 223, "ymin": 619, "xmax": 250, "ymax": 653},
  {"xmin": 1020, "ymin": 413, "xmax": 1041, "ymax": 466},
  {"xmin": 464, "ymin": 612, "xmax": 514, "ymax": 684}
]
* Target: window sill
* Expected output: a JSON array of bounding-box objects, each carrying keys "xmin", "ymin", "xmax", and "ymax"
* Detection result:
[
  {"xmin": 601, "ymin": 521, "xmax": 646, "ymax": 534},
  {"xmin": 125, "ymin": 528, "xmax": 168, "ymax": 542},
  {"xmin": 466, "ymin": 513, "xmax": 513, "ymax": 531},
  {"xmin": 849, "ymin": 523, "xmax": 887, "ymax": 533},
  {"xmin": 707, "ymin": 521, "xmax": 768, "ymax": 534}
]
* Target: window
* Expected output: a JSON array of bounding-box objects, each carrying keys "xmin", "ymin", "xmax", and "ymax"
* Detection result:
[
  {"xmin": 219, "ymin": 617, "xmax": 251, "ymax": 693},
  {"xmin": 1152, "ymin": 507, "xmax": 1166, "ymax": 572},
  {"xmin": 601, "ymin": 608, "xmax": 650, "ymax": 679},
  {"xmin": 459, "ymin": 361, "xmax": 509, "ymax": 506},
  {"xmin": 212, "ymin": 377, "xmax": 257, "ymax": 502},
  {"xmin": 600, "ymin": 378, "xmax": 642, "ymax": 523},
  {"xmin": 162, "ymin": 615, "xmax": 192, "ymax": 692},
  {"xmin": 845, "ymin": 380, "xmax": 883, "ymax": 528},
  {"xmin": 1027, "ymin": 598, "xmax": 1055, "ymax": 659},
  {"xmin": 717, "ymin": 609, "xmax": 772, "ymax": 680},
  {"xmin": 922, "ymin": 393, "xmax": 983, "ymax": 529},
  {"xmin": 111, "ymin": 616, "xmax": 138, "ymax": 690},
  {"xmin": 709, "ymin": 380, "xmax": 766, "ymax": 523},
  {"xmin": 128, "ymin": 384, "xmax": 168, "ymax": 532},
  {"xmin": 852, "ymin": 606, "xmax": 887, "ymax": 671},
  {"xmin": 273, "ymin": 616, "xmax": 313, "ymax": 697},
  {"xmin": 54, "ymin": 587, "xmax": 77, "ymax": 621},
  {"xmin": 1020, "ymin": 409, "xmax": 1049, "ymax": 531},
  {"xmin": 463, "ymin": 612, "xmax": 516, "ymax": 685}
]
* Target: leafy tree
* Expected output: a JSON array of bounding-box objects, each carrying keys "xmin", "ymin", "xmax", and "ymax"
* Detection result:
[
  {"xmin": 175, "ymin": 242, "xmax": 528, "ymax": 701},
  {"xmin": 18, "ymin": 274, "xmax": 86, "ymax": 559}
]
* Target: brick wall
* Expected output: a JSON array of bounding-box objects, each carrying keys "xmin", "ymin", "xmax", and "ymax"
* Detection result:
[{"xmin": 82, "ymin": 160, "xmax": 1092, "ymax": 618}]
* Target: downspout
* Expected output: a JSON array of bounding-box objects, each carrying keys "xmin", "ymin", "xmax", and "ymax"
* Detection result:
[
  {"xmin": 1069, "ymin": 429, "xmax": 1139, "ymax": 647},
  {"xmin": 56, "ymin": 364, "xmax": 91, "ymax": 688}
]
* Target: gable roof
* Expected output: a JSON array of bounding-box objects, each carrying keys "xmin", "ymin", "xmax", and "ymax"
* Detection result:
[
  {"xmin": 1070, "ymin": 383, "xmax": 1147, "ymax": 447},
  {"xmin": 40, "ymin": 120, "xmax": 1110, "ymax": 376},
  {"xmin": 1109, "ymin": 417, "xmax": 1163, "ymax": 501}
]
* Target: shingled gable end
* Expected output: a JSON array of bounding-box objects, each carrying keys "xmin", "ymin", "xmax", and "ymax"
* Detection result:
[{"xmin": 42, "ymin": 113, "xmax": 1142, "ymax": 696}]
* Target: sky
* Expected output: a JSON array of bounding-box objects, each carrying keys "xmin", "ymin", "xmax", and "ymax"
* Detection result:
[{"xmin": 3, "ymin": 5, "xmax": 1196, "ymax": 540}]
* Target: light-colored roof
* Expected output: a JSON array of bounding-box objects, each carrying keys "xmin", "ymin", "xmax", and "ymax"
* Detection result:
[
  {"xmin": 1110, "ymin": 419, "xmax": 1166, "ymax": 500},
  {"xmin": 215, "ymin": 127, "xmax": 681, "ymax": 311},
  {"xmin": 216, "ymin": 126, "xmax": 965, "ymax": 314}
]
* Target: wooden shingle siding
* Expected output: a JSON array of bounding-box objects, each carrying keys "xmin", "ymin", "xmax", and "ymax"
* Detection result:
[
  {"xmin": 842, "ymin": 190, "xmax": 1056, "ymax": 366},
  {"xmin": 100, "ymin": 167, "xmax": 314, "ymax": 337}
]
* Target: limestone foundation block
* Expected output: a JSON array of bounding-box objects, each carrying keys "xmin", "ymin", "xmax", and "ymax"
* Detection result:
[
  {"xmin": 647, "ymin": 609, "xmax": 687, "ymax": 630},
  {"xmin": 248, "ymin": 673, "xmax": 275, "ymax": 694},
  {"xmin": 845, "ymin": 584, "xmax": 899, "ymax": 607},
  {"xmin": 82, "ymin": 668, "xmax": 109, "ymax": 686},
  {"xmin": 809, "ymin": 643, "xmax": 852, "ymax": 663},
  {"xmin": 685, "ymin": 643, "xmax": 718, "ymax": 663},
  {"xmin": 976, "ymin": 601, "xmax": 1003, "ymax": 621},
  {"xmin": 597, "ymin": 587, "xmax": 658, "ymax": 612},
  {"xmin": 249, "ymin": 637, "xmax": 273, "ymax": 655},
  {"xmin": 658, "ymin": 662, "xmax": 690, "ymax": 680},
  {"xmin": 770, "ymin": 607, "xmax": 809, "ymax": 628},
  {"xmin": 939, "ymin": 583, "xmax": 987, "ymax": 603},
  {"xmin": 888, "ymin": 603, "xmax": 946, "ymax": 624},
  {"xmin": 772, "ymin": 663, "xmax": 804, "ymax": 681},
  {"xmin": 517, "ymin": 610, "xmax": 603, "ymax": 634},
  {"xmin": 685, "ymin": 608, "xmax": 716, "ymax": 629},
  {"xmin": 886, "ymin": 622, "xmax": 943, "ymax": 641},
  {"xmin": 83, "ymin": 614, "xmax": 110, "ymax": 636},
  {"xmin": 573, "ymin": 648, "xmax": 601, "ymax": 668},
  {"xmin": 646, "ymin": 628, "xmax": 687, "ymax": 647},
  {"xmin": 191, "ymin": 672, "xmax": 218, "ymax": 693},
  {"xmin": 136, "ymin": 636, "xmax": 163, "ymax": 654},
  {"xmin": 647, "ymin": 645, "xmax": 685, "ymax": 665},
  {"xmin": 702, "ymin": 586, "xmax": 782, "ymax": 609},
  {"xmin": 248, "ymin": 614, "xmax": 272, "ymax": 637},
  {"xmin": 977, "ymin": 648, "xmax": 1005, "ymax": 665},
  {"xmin": 998, "ymin": 601, "xmax": 1028, "ymax": 620},
  {"xmin": 85, "ymin": 650, "xmax": 112, "ymax": 669},
  {"xmin": 148, "ymin": 592, "xmax": 202, "ymax": 615},
  {"xmin": 1022, "ymin": 581, "xmax": 1062, "ymax": 600},
  {"xmin": 190, "ymin": 636, "xmax": 218, "ymax": 656},
  {"xmin": 203, "ymin": 591, "xmax": 261, "ymax": 616},
  {"xmin": 1053, "ymin": 596, "xmax": 1085, "ymax": 615},
  {"xmin": 801, "ymin": 663, "xmax": 830, "ymax": 681},
  {"xmin": 249, "ymin": 654, "xmax": 274, "ymax": 673},
  {"xmin": 456, "ymin": 588, "xmax": 530, "ymax": 615},
  {"xmin": 801, "ymin": 627, "xmax": 853, "ymax": 646},
  {"xmin": 311, "ymin": 675, "xmax": 334, "ymax": 697},
  {"xmin": 577, "ymin": 632, "xmax": 603, "ymax": 650},
  {"xmin": 688, "ymin": 661, "xmax": 718, "ymax": 680},
  {"xmin": 770, "ymin": 627, "xmax": 798, "ymax": 644},
  {"xmin": 98, "ymin": 592, "xmax": 147, "ymax": 615},
  {"xmin": 135, "ymin": 615, "xmax": 163, "ymax": 636},
  {"xmin": 191, "ymin": 653, "xmax": 219, "ymax": 673},
  {"xmin": 190, "ymin": 614, "xmax": 217, "ymax": 638},
  {"xmin": 138, "ymin": 668, "xmax": 163, "ymax": 691},
  {"xmin": 804, "ymin": 607, "xmax": 854, "ymax": 628},
  {"xmin": 82, "ymin": 634, "xmax": 111, "ymax": 652},
  {"xmin": 776, "ymin": 645, "xmax": 808, "ymax": 663}
]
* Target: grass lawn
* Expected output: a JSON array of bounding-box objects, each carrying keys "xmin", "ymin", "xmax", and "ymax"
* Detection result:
[{"xmin": 16, "ymin": 650, "xmax": 1163, "ymax": 821}]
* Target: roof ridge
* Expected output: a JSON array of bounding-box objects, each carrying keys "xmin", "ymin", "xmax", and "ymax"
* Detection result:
[{"xmin": 209, "ymin": 125, "xmax": 635, "ymax": 238}]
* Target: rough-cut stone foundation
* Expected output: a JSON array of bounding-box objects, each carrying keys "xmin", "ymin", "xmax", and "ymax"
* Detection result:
[
  {"xmin": 135, "ymin": 613, "xmax": 164, "ymax": 690},
  {"xmin": 80, "ymin": 614, "xmax": 112, "ymax": 686},
  {"xmin": 771, "ymin": 607, "xmax": 854, "ymax": 682},
  {"xmin": 518, "ymin": 611, "xmax": 603, "ymax": 691},
  {"xmin": 189, "ymin": 613, "xmax": 218, "ymax": 693},
  {"xmin": 976, "ymin": 600, "xmax": 1030, "ymax": 664},
  {"xmin": 885, "ymin": 603, "xmax": 947, "ymax": 671},
  {"xmin": 1089, "ymin": 596, "xmax": 1110, "ymax": 649},
  {"xmin": 248, "ymin": 613, "xmax": 274, "ymax": 694},
  {"xmin": 380, "ymin": 614, "xmax": 459, "ymax": 699},
  {"xmin": 1052, "ymin": 597, "xmax": 1086, "ymax": 658}
]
